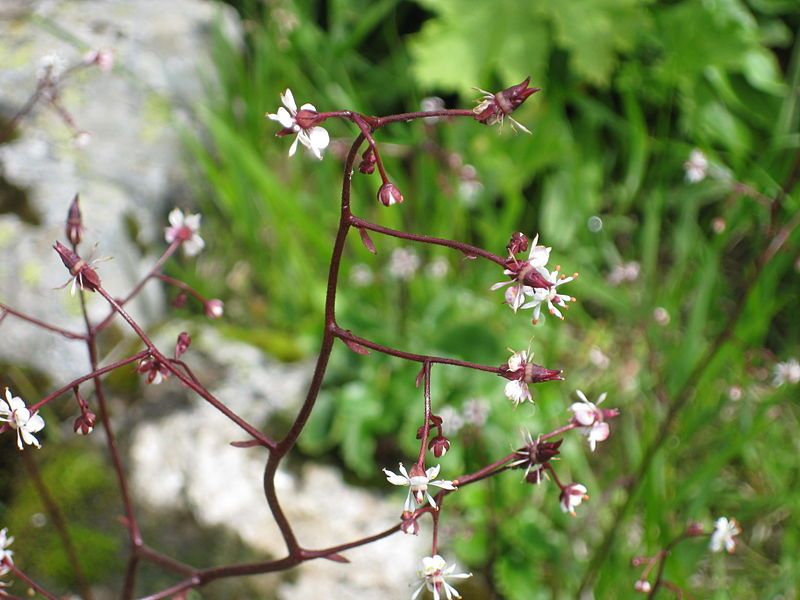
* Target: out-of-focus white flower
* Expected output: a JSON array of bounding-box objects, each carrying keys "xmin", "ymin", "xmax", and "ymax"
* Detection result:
[
  {"xmin": 653, "ymin": 307, "xmax": 670, "ymax": 326},
  {"xmin": 412, "ymin": 554, "xmax": 472, "ymax": 600},
  {"xmin": 559, "ymin": 483, "xmax": 588, "ymax": 516},
  {"xmin": 388, "ymin": 247, "xmax": 420, "ymax": 280},
  {"xmin": 773, "ymin": 358, "xmax": 800, "ymax": 386},
  {"xmin": 0, "ymin": 527, "xmax": 14, "ymax": 575},
  {"xmin": 165, "ymin": 208, "xmax": 205, "ymax": 256},
  {"xmin": 0, "ymin": 389, "xmax": 45, "ymax": 450},
  {"xmin": 426, "ymin": 257, "xmax": 450, "ymax": 279},
  {"xmin": 634, "ymin": 580, "xmax": 652, "ymax": 593},
  {"xmin": 72, "ymin": 131, "xmax": 92, "ymax": 148},
  {"xmin": 710, "ymin": 517, "xmax": 741, "ymax": 553},
  {"xmin": 462, "ymin": 398, "xmax": 489, "ymax": 427},
  {"xmin": 607, "ymin": 261, "xmax": 640, "ymax": 286},
  {"xmin": 350, "ymin": 263, "xmax": 375, "ymax": 287},
  {"xmin": 589, "ymin": 346, "xmax": 610, "ymax": 369},
  {"xmin": 266, "ymin": 88, "xmax": 329, "ymax": 160},
  {"xmin": 37, "ymin": 53, "xmax": 66, "ymax": 80},
  {"xmin": 421, "ymin": 96, "xmax": 446, "ymax": 123},
  {"xmin": 383, "ymin": 463, "xmax": 455, "ymax": 512},
  {"xmin": 569, "ymin": 390, "xmax": 611, "ymax": 451},
  {"xmin": 684, "ymin": 149, "xmax": 709, "ymax": 183},
  {"xmin": 437, "ymin": 405, "xmax": 464, "ymax": 436}
]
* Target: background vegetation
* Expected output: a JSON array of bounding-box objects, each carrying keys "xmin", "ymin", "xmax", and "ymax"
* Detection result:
[{"xmin": 2, "ymin": 0, "xmax": 799, "ymax": 598}]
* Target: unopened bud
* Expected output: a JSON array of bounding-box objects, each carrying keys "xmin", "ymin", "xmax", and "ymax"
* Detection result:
[
  {"xmin": 634, "ymin": 580, "xmax": 652, "ymax": 593},
  {"xmin": 173, "ymin": 292, "xmax": 188, "ymax": 308},
  {"xmin": 377, "ymin": 182, "xmax": 404, "ymax": 207},
  {"xmin": 358, "ymin": 147, "xmax": 377, "ymax": 174},
  {"xmin": 507, "ymin": 232, "xmax": 529, "ymax": 255},
  {"xmin": 205, "ymin": 299, "xmax": 224, "ymax": 319},
  {"xmin": 73, "ymin": 411, "xmax": 96, "ymax": 435},
  {"xmin": 66, "ymin": 194, "xmax": 83, "ymax": 246},
  {"xmin": 685, "ymin": 522, "xmax": 705, "ymax": 537},
  {"xmin": 428, "ymin": 435, "xmax": 450, "ymax": 458},
  {"xmin": 175, "ymin": 331, "xmax": 191, "ymax": 358},
  {"xmin": 400, "ymin": 512, "xmax": 420, "ymax": 535}
]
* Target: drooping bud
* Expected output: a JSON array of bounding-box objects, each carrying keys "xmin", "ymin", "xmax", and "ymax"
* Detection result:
[
  {"xmin": 506, "ymin": 232, "xmax": 528, "ymax": 255},
  {"xmin": 358, "ymin": 147, "xmax": 377, "ymax": 174},
  {"xmin": 73, "ymin": 411, "xmax": 96, "ymax": 435},
  {"xmin": 136, "ymin": 357, "xmax": 170, "ymax": 385},
  {"xmin": 173, "ymin": 292, "xmax": 188, "ymax": 308},
  {"xmin": 204, "ymin": 299, "xmax": 224, "ymax": 319},
  {"xmin": 473, "ymin": 77, "xmax": 540, "ymax": 132},
  {"xmin": 400, "ymin": 511, "xmax": 420, "ymax": 535},
  {"xmin": 175, "ymin": 331, "xmax": 192, "ymax": 359},
  {"xmin": 53, "ymin": 241, "xmax": 101, "ymax": 293},
  {"xmin": 428, "ymin": 435, "xmax": 450, "ymax": 458},
  {"xmin": 377, "ymin": 182, "xmax": 404, "ymax": 207},
  {"xmin": 83, "ymin": 49, "xmax": 115, "ymax": 72},
  {"xmin": 66, "ymin": 194, "xmax": 83, "ymax": 246}
]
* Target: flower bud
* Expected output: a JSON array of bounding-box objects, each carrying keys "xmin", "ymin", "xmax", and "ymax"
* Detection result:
[
  {"xmin": 506, "ymin": 232, "xmax": 528, "ymax": 255},
  {"xmin": 377, "ymin": 182, "xmax": 404, "ymax": 207},
  {"xmin": 66, "ymin": 194, "xmax": 83, "ymax": 246},
  {"xmin": 173, "ymin": 292, "xmax": 188, "ymax": 308},
  {"xmin": 204, "ymin": 299, "xmax": 224, "ymax": 319},
  {"xmin": 358, "ymin": 147, "xmax": 377, "ymax": 174},
  {"xmin": 73, "ymin": 411, "xmax": 96, "ymax": 435},
  {"xmin": 428, "ymin": 435, "xmax": 450, "ymax": 458},
  {"xmin": 634, "ymin": 580, "xmax": 652, "ymax": 593},
  {"xmin": 137, "ymin": 357, "xmax": 169, "ymax": 385},
  {"xmin": 685, "ymin": 521, "xmax": 705, "ymax": 537},
  {"xmin": 175, "ymin": 331, "xmax": 191, "ymax": 358},
  {"xmin": 400, "ymin": 512, "xmax": 420, "ymax": 535}
]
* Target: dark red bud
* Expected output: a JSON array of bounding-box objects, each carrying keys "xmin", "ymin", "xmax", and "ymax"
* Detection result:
[
  {"xmin": 173, "ymin": 292, "xmax": 188, "ymax": 308},
  {"xmin": 66, "ymin": 194, "xmax": 83, "ymax": 246},
  {"xmin": 400, "ymin": 512, "xmax": 420, "ymax": 535},
  {"xmin": 377, "ymin": 183, "xmax": 404, "ymax": 207},
  {"xmin": 474, "ymin": 77, "xmax": 540, "ymax": 127},
  {"xmin": 175, "ymin": 331, "xmax": 191, "ymax": 358},
  {"xmin": 428, "ymin": 435, "xmax": 450, "ymax": 458},
  {"xmin": 295, "ymin": 108, "xmax": 325, "ymax": 130},
  {"xmin": 73, "ymin": 411, "xmax": 96, "ymax": 435},
  {"xmin": 507, "ymin": 232, "xmax": 528, "ymax": 255},
  {"xmin": 686, "ymin": 522, "xmax": 705, "ymax": 537},
  {"xmin": 358, "ymin": 147, "xmax": 377, "ymax": 175}
]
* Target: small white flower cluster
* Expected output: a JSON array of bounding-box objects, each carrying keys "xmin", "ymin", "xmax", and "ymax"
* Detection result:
[
  {"xmin": 0, "ymin": 388, "xmax": 45, "ymax": 450},
  {"xmin": 684, "ymin": 149, "xmax": 709, "ymax": 183},
  {"xmin": 491, "ymin": 235, "xmax": 576, "ymax": 323}
]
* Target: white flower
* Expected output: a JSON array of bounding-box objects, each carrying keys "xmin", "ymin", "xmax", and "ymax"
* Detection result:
[
  {"xmin": 350, "ymin": 263, "xmax": 374, "ymax": 287},
  {"xmin": 462, "ymin": 398, "xmax": 489, "ymax": 427},
  {"xmin": 519, "ymin": 267, "xmax": 576, "ymax": 323},
  {"xmin": 684, "ymin": 149, "xmax": 709, "ymax": 183},
  {"xmin": 165, "ymin": 208, "xmax": 205, "ymax": 256},
  {"xmin": 383, "ymin": 463, "xmax": 456, "ymax": 512},
  {"xmin": 0, "ymin": 527, "xmax": 13, "ymax": 575},
  {"xmin": 37, "ymin": 53, "xmax": 66, "ymax": 81},
  {"xmin": 491, "ymin": 234, "xmax": 551, "ymax": 313},
  {"xmin": 559, "ymin": 483, "xmax": 588, "ymax": 516},
  {"xmin": 266, "ymin": 88, "xmax": 330, "ymax": 160},
  {"xmin": 504, "ymin": 350, "xmax": 533, "ymax": 405},
  {"xmin": 607, "ymin": 261, "xmax": 640, "ymax": 286},
  {"xmin": 773, "ymin": 358, "xmax": 800, "ymax": 386},
  {"xmin": 710, "ymin": 517, "xmax": 741, "ymax": 554},
  {"xmin": 569, "ymin": 390, "xmax": 610, "ymax": 452},
  {"xmin": 388, "ymin": 247, "xmax": 420, "ymax": 280},
  {"xmin": 0, "ymin": 389, "xmax": 45, "ymax": 450},
  {"xmin": 412, "ymin": 554, "xmax": 472, "ymax": 600}
]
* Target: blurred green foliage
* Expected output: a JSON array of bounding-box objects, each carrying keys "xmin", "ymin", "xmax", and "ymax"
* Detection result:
[{"xmin": 183, "ymin": 0, "xmax": 800, "ymax": 597}]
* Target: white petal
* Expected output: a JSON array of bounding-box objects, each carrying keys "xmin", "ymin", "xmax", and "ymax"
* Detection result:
[
  {"xmin": 288, "ymin": 135, "xmax": 299, "ymax": 157},
  {"xmin": 275, "ymin": 106, "xmax": 295, "ymax": 129},
  {"xmin": 299, "ymin": 102, "xmax": 317, "ymax": 111},
  {"xmin": 168, "ymin": 208, "xmax": 184, "ymax": 228},
  {"xmin": 425, "ymin": 464, "xmax": 441, "ymax": 480},
  {"xmin": 25, "ymin": 413, "xmax": 45, "ymax": 433},
  {"xmin": 281, "ymin": 89, "xmax": 297, "ymax": 113}
]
